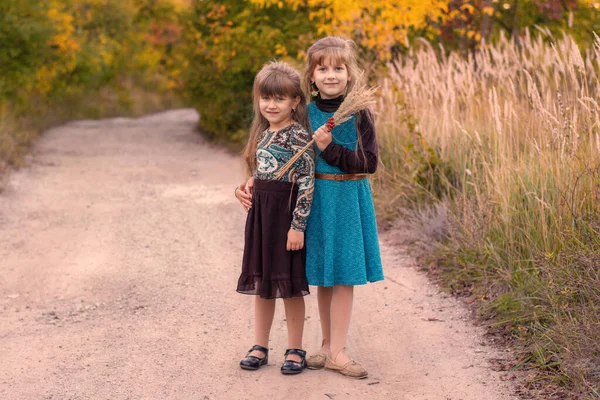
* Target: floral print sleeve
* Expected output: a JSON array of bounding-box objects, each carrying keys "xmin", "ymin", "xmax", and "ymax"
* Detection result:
[
  {"xmin": 289, "ymin": 125, "xmax": 315, "ymax": 232},
  {"xmin": 254, "ymin": 123, "xmax": 315, "ymax": 232}
]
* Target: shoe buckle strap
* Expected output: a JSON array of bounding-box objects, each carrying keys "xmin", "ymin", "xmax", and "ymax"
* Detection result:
[
  {"xmin": 249, "ymin": 345, "xmax": 268, "ymax": 354},
  {"xmin": 284, "ymin": 348, "xmax": 306, "ymax": 357}
]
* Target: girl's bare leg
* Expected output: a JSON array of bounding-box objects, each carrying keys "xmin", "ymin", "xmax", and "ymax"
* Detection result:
[
  {"xmin": 329, "ymin": 285, "xmax": 354, "ymax": 365},
  {"xmin": 249, "ymin": 296, "xmax": 276, "ymax": 357},
  {"xmin": 282, "ymin": 296, "xmax": 306, "ymax": 362},
  {"xmin": 317, "ymin": 286, "xmax": 333, "ymax": 354}
]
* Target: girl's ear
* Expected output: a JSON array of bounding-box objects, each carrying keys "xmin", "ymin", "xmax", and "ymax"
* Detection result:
[{"xmin": 293, "ymin": 95, "xmax": 301, "ymax": 110}]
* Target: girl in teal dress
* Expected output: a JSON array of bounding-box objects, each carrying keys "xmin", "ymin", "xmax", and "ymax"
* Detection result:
[{"xmin": 303, "ymin": 36, "xmax": 384, "ymax": 379}]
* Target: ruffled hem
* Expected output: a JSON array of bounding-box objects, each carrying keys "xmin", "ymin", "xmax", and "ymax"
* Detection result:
[{"xmin": 237, "ymin": 275, "xmax": 310, "ymax": 299}]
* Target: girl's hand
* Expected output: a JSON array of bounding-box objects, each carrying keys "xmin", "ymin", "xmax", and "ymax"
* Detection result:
[
  {"xmin": 312, "ymin": 124, "xmax": 333, "ymax": 151},
  {"xmin": 235, "ymin": 183, "xmax": 252, "ymax": 211},
  {"xmin": 244, "ymin": 176, "xmax": 255, "ymax": 197},
  {"xmin": 286, "ymin": 229, "xmax": 304, "ymax": 251}
]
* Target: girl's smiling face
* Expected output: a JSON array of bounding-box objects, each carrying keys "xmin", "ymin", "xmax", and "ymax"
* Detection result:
[
  {"xmin": 259, "ymin": 94, "xmax": 300, "ymax": 131},
  {"xmin": 312, "ymin": 61, "xmax": 349, "ymax": 99}
]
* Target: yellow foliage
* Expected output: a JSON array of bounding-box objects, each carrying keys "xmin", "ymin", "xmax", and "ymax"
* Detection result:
[
  {"xmin": 14, "ymin": 0, "xmax": 186, "ymax": 98},
  {"xmin": 248, "ymin": 0, "xmax": 447, "ymax": 61},
  {"xmin": 170, "ymin": 0, "xmax": 192, "ymax": 10},
  {"xmin": 274, "ymin": 43, "xmax": 288, "ymax": 57},
  {"xmin": 460, "ymin": 3, "xmax": 475, "ymax": 13},
  {"xmin": 46, "ymin": 6, "xmax": 79, "ymax": 55},
  {"xmin": 482, "ymin": 6, "xmax": 495, "ymax": 16}
]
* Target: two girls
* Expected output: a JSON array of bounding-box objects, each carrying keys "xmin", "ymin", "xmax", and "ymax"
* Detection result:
[{"xmin": 236, "ymin": 36, "xmax": 383, "ymax": 379}]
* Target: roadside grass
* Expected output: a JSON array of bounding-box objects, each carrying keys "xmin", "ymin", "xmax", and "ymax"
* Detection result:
[{"xmin": 372, "ymin": 30, "xmax": 600, "ymax": 398}]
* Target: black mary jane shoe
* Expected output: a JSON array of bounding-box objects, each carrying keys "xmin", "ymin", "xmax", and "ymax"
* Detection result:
[
  {"xmin": 240, "ymin": 345, "xmax": 269, "ymax": 370},
  {"xmin": 281, "ymin": 348, "xmax": 307, "ymax": 375}
]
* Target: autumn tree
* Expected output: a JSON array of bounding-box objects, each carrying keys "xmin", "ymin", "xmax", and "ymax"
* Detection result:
[
  {"xmin": 435, "ymin": 0, "xmax": 600, "ymax": 53},
  {"xmin": 0, "ymin": 0, "xmax": 183, "ymax": 116},
  {"xmin": 250, "ymin": 0, "xmax": 449, "ymax": 63},
  {"xmin": 181, "ymin": 0, "xmax": 315, "ymax": 142},
  {"xmin": 1, "ymin": 0, "xmax": 186, "ymax": 168}
]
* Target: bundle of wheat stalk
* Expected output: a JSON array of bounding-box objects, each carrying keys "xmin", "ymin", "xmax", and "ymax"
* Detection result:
[{"xmin": 274, "ymin": 78, "xmax": 378, "ymax": 180}]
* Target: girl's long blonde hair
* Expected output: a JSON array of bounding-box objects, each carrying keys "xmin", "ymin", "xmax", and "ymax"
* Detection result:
[{"xmin": 243, "ymin": 61, "xmax": 310, "ymax": 175}]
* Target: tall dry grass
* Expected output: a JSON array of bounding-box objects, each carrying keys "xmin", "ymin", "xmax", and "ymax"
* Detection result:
[{"xmin": 374, "ymin": 29, "xmax": 600, "ymax": 397}]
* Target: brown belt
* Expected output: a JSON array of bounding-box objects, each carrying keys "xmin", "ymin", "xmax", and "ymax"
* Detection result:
[{"xmin": 315, "ymin": 173, "xmax": 368, "ymax": 181}]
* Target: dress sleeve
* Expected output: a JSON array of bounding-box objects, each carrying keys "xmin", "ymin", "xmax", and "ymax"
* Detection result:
[
  {"xmin": 319, "ymin": 109, "xmax": 379, "ymax": 173},
  {"xmin": 289, "ymin": 126, "xmax": 315, "ymax": 232}
]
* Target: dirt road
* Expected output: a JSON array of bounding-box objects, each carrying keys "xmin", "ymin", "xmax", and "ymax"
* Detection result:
[{"xmin": 0, "ymin": 109, "xmax": 517, "ymax": 400}]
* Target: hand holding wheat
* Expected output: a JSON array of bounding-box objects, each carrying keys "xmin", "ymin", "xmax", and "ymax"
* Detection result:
[
  {"xmin": 312, "ymin": 124, "xmax": 333, "ymax": 151},
  {"xmin": 274, "ymin": 77, "xmax": 378, "ymax": 180}
]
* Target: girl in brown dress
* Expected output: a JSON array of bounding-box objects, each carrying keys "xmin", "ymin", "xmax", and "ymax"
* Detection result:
[{"xmin": 234, "ymin": 61, "xmax": 315, "ymax": 375}]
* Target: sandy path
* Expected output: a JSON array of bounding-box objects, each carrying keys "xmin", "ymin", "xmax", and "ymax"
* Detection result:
[{"xmin": 0, "ymin": 109, "xmax": 517, "ymax": 400}]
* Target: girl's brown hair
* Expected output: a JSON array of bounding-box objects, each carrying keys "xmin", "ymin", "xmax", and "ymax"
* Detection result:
[{"xmin": 243, "ymin": 61, "xmax": 310, "ymax": 175}]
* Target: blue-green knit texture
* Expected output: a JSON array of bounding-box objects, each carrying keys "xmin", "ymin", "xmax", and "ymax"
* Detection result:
[{"xmin": 305, "ymin": 102, "xmax": 384, "ymax": 287}]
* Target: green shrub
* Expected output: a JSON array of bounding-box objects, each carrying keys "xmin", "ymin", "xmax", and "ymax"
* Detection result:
[{"xmin": 181, "ymin": 0, "xmax": 316, "ymax": 142}]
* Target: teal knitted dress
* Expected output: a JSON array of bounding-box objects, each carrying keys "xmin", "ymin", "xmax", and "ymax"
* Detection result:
[{"xmin": 305, "ymin": 101, "xmax": 384, "ymax": 287}]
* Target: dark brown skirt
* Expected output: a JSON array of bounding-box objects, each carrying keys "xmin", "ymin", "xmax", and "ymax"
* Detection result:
[{"xmin": 236, "ymin": 179, "xmax": 310, "ymax": 299}]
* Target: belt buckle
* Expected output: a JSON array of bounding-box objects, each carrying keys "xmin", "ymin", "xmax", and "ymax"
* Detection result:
[{"xmin": 334, "ymin": 174, "xmax": 343, "ymax": 181}]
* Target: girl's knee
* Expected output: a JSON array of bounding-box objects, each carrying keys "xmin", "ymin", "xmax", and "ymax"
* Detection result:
[
  {"xmin": 333, "ymin": 284, "xmax": 354, "ymax": 293},
  {"xmin": 283, "ymin": 296, "xmax": 305, "ymax": 304}
]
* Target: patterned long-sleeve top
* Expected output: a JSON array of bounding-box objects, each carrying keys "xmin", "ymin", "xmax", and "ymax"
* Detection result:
[{"xmin": 254, "ymin": 122, "xmax": 315, "ymax": 232}]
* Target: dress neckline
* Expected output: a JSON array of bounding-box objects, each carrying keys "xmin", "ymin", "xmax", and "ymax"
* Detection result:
[{"xmin": 315, "ymin": 95, "xmax": 344, "ymax": 113}]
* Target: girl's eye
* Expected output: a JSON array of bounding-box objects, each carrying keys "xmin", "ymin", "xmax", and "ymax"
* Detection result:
[
  {"xmin": 276, "ymin": 97, "xmax": 285, "ymax": 101},
  {"xmin": 336, "ymin": 66, "xmax": 344, "ymax": 71}
]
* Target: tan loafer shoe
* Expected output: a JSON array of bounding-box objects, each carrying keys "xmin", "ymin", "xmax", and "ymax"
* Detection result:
[
  {"xmin": 306, "ymin": 352, "xmax": 327, "ymax": 370},
  {"xmin": 325, "ymin": 356, "xmax": 368, "ymax": 379}
]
